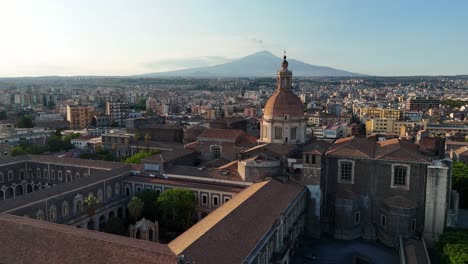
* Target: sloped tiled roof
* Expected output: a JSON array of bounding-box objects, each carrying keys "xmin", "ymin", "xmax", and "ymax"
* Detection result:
[
  {"xmin": 375, "ymin": 139, "xmax": 430, "ymax": 162},
  {"xmin": 0, "ymin": 213, "xmax": 177, "ymax": 264},
  {"xmin": 169, "ymin": 179, "xmax": 304, "ymax": 264},
  {"xmin": 384, "ymin": 196, "xmax": 417, "ymax": 209},
  {"xmin": 326, "ymin": 136, "xmax": 374, "ymax": 158},
  {"xmin": 198, "ymin": 128, "xmax": 245, "ymax": 141},
  {"xmin": 325, "ymin": 137, "xmax": 431, "ymax": 163}
]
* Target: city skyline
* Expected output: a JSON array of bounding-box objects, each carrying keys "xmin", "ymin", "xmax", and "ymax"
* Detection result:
[{"xmin": 1, "ymin": 0, "xmax": 467, "ymax": 77}]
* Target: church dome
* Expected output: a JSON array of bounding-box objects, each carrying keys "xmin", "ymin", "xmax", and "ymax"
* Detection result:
[{"xmin": 264, "ymin": 89, "xmax": 304, "ymax": 118}]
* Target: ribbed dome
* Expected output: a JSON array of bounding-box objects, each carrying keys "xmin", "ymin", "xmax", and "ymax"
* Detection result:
[{"xmin": 264, "ymin": 89, "xmax": 304, "ymax": 118}]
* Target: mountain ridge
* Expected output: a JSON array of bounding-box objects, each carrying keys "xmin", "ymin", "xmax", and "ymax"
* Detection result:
[{"xmin": 136, "ymin": 50, "xmax": 364, "ymax": 78}]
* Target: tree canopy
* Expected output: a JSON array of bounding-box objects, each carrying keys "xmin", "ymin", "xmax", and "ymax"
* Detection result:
[
  {"xmin": 437, "ymin": 228, "xmax": 468, "ymax": 264},
  {"xmin": 452, "ymin": 161, "xmax": 468, "ymax": 208},
  {"xmin": 127, "ymin": 196, "xmax": 144, "ymax": 222},
  {"xmin": 15, "ymin": 115, "xmax": 34, "ymax": 128},
  {"xmin": 135, "ymin": 189, "xmax": 159, "ymax": 221},
  {"xmin": 123, "ymin": 150, "xmax": 159, "ymax": 164},
  {"xmin": 157, "ymin": 188, "xmax": 196, "ymax": 232}
]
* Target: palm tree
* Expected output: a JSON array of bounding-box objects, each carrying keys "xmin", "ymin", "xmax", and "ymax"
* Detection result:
[
  {"xmin": 84, "ymin": 194, "xmax": 99, "ymax": 230},
  {"xmin": 127, "ymin": 196, "xmax": 144, "ymax": 223},
  {"xmin": 144, "ymin": 133, "xmax": 151, "ymax": 152}
]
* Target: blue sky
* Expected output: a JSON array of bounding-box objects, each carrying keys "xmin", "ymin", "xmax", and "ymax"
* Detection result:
[{"xmin": 0, "ymin": 0, "xmax": 467, "ymax": 77}]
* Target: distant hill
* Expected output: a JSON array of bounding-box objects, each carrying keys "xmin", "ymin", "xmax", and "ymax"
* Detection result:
[{"xmin": 136, "ymin": 50, "xmax": 364, "ymax": 78}]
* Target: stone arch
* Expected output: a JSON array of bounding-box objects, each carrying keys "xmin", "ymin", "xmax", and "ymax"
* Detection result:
[
  {"xmin": 43, "ymin": 169, "xmax": 49, "ymax": 180},
  {"xmin": 106, "ymin": 185, "xmax": 112, "ymax": 200},
  {"xmin": 40, "ymin": 185, "xmax": 46, "ymax": 190},
  {"xmin": 36, "ymin": 209, "xmax": 44, "ymax": 221},
  {"xmin": 49, "ymin": 205, "xmax": 57, "ymax": 221},
  {"xmin": 15, "ymin": 184, "xmax": 24, "ymax": 196},
  {"xmin": 62, "ymin": 201, "xmax": 69, "ymax": 217},
  {"xmin": 125, "ymin": 184, "xmax": 131, "ymax": 196},
  {"xmin": 108, "ymin": 211, "xmax": 115, "ymax": 220},
  {"xmin": 99, "ymin": 215, "xmax": 106, "ymax": 231},
  {"xmin": 87, "ymin": 220, "xmax": 94, "ymax": 230},
  {"xmin": 65, "ymin": 170, "xmax": 72, "ymax": 182},
  {"xmin": 74, "ymin": 194, "xmax": 83, "ymax": 214},
  {"xmin": 33, "ymin": 185, "xmax": 40, "ymax": 191},
  {"xmin": 5, "ymin": 187, "xmax": 14, "ymax": 199},
  {"xmin": 97, "ymin": 189, "xmax": 103, "ymax": 202},
  {"xmin": 19, "ymin": 169, "xmax": 25, "ymax": 180},
  {"xmin": 27, "ymin": 184, "xmax": 33, "ymax": 193}
]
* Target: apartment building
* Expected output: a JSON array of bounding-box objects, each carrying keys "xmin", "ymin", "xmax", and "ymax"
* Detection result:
[{"xmin": 66, "ymin": 105, "xmax": 94, "ymax": 129}]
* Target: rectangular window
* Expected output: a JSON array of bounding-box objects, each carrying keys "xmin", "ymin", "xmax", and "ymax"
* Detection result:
[
  {"xmin": 305, "ymin": 154, "xmax": 310, "ymax": 164},
  {"xmin": 211, "ymin": 146, "xmax": 221, "ymax": 159},
  {"xmin": 290, "ymin": 127, "xmax": 297, "ymax": 140},
  {"xmin": 213, "ymin": 196, "xmax": 219, "ymax": 207},
  {"xmin": 312, "ymin": 155, "xmax": 317, "ymax": 164},
  {"xmin": 340, "ymin": 162, "xmax": 353, "ymax": 181},
  {"xmin": 393, "ymin": 166, "xmax": 407, "ymax": 187},
  {"xmin": 355, "ymin": 212, "xmax": 361, "ymax": 225},
  {"xmin": 381, "ymin": 215, "xmax": 386, "ymax": 228},
  {"xmin": 274, "ymin": 127, "xmax": 282, "ymax": 140},
  {"xmin": 202, "ymin": 194, "xmax": 208, "ymax": 205}
]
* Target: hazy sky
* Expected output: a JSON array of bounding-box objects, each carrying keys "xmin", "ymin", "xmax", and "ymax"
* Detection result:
[{"xmin": 0, "ymin": 0, "xmax": 467, "ymax": 77}]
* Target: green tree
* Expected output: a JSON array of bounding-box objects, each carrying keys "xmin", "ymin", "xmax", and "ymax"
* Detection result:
[
  {"xmin": 15, "ymin": 115, "xmax": 34, "ymax": 128},
  {"xmin": 157, "ymin": 188, "xmax": 196, "ymax": 232},
  {"xmin": 47, "ymin": 136, "xmax": 65, "ymax": 152},
  {"xmin": 127, "ymin": 196, "xmax": 144, "ymax": 223},
  {"xmin": 84, "ymin": 194, "xmax": 99, "ymax": 229},
  {"xmin": 11, "ymin": 146, "xmax": 28, "ymax": 156},
  {"xmin": 123, "ymin": 150, "xmax": 159, "ymax": 164},
  {"xmin": 452, "ymin": 161, "xmax": 468, "ymax": 208},
  {"xmin": 104, "ymin": 217, "xmax": 126, "ymax": 236},
  {"xmin": 437, "ymin": 228, "xmax": 468, "ymax": 264},
  {"xmin": 135, "ymin": 189, "xmax": 159, "ymax": 221}
]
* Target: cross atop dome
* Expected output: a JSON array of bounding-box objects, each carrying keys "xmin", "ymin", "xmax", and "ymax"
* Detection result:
[{"xmin": 281, "ymin": 50, "xmax": 289, "ymax": 71}]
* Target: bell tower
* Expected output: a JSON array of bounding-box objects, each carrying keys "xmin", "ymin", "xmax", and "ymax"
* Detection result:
[
  {"xmin": 277, "ymin": 51, "xmax": 293, "ymax": 91},
  {"xmin": 259, "ymin": 52, "xmax": 307, "ymax": 144}
]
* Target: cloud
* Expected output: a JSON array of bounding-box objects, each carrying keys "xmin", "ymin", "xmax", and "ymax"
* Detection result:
[
  {"xmin": 250, "ymin": 38, "xmax": 264, "ymax": 45},
  {"xmin": 142, "ymin": 56, "xmax": 232, "ymax": 71}
]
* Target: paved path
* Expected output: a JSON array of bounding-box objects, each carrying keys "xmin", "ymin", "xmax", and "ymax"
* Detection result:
[{"xmin": 292, "ymin": 236, "xmax": 399, "ymax": 264}]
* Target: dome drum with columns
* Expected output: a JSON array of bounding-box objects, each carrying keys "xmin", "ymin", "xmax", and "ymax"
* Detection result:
[{"xmin": 259, "ymin": 53, "xmax": 306, "ymax": 144}]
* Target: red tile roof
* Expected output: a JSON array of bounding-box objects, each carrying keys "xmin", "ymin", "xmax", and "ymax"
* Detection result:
[
  {"xmin": 169, "ymin": 179, "xmax": 305, "ymax": 264},
  {"xmin": 198, "ymin": 128, "xmax": 245, "ymax": 141},
  {"xmin": 0, "ymin": 213, "xmax": 177, "ymax": 264}
]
